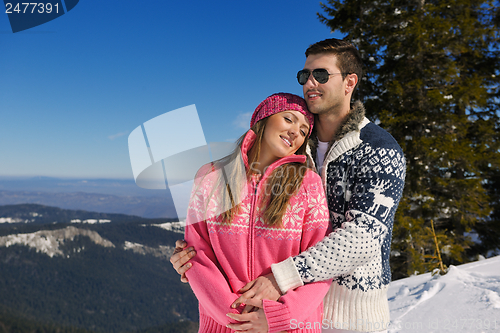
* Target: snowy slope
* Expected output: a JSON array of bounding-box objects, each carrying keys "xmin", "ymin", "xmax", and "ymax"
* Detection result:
[
  {"xmin": 388, "ymin": 255, "xmax": 500, "ymax": 332},
  {"xmin": 0, "ymin": 226, "xmax": 115, "ymax": 257}
]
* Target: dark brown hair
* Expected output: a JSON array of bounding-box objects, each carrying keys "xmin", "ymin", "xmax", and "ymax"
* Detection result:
[{"xmin": 306, "ymin": 38, "xmax": 363, "ymax": 94}]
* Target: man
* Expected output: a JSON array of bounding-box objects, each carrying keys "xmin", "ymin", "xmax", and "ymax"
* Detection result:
[{"xmin": 170, "ymin": 38, "xmax": 406, "ymax": 332}]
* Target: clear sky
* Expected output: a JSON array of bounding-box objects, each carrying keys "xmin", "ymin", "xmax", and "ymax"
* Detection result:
[{"xmin": 0, "ymin": 0, "xmax": 344, "ymax": 179}]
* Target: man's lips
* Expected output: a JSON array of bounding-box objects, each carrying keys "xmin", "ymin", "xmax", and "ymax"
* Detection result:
[{"xmin": 306, "ymin": 91, "xmax": 322, "ymax": 100}]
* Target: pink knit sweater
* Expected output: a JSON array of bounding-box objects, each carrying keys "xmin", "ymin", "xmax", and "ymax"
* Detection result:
[{"xmin": 185, "ymin": 131, "xmax": 332, "ymax": 333}]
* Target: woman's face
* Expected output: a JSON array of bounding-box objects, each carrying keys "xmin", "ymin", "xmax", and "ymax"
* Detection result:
[{"xmin": 259, "ymin": 110, "xmax": 310, "ymax": 163}]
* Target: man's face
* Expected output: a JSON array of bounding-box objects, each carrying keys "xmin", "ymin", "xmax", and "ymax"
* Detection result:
[{"xmin": 301, "ymin": 53, "xmax": 346, "ymax": 116}]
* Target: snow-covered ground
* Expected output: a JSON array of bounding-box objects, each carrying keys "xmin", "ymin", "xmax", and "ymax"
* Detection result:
[{"xmin": 387, "ymin": 255, "xmax": 500, "ymax": 332}]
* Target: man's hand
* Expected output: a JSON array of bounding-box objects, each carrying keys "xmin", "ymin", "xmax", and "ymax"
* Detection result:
[
  {"xmin": 169, "ymin": 239, "xmax": 196, "ymax": 283},
  {"xmin": 231, "ymin": 273, "xmax": 282, "ymax": 313},
  {"xmin": 226, "ymin": 305, "xmax": 269, "ymax": 333}
]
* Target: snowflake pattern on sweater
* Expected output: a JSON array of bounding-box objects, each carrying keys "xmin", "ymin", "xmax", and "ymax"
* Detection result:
[
  {"xmin": 291, "ymin": 119, "xmax": 406, "ymax": 291},
  {"xmin": 268, "ymin": 102, "xmax": 406, "ymax": 331},
  {"xmin": 185, "ymin": 131, "xmax": 332, "ymax": 333}
]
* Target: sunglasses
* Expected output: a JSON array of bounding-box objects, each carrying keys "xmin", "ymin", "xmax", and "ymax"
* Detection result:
[{"xmin": 297, "ymin": 68, "xmax": 346, "ymax": 85}]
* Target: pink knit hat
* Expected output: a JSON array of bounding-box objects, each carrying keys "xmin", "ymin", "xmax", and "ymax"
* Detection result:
[{"xmin": 250, "ymin": 93, "xmax": 314, "ymax": 134}]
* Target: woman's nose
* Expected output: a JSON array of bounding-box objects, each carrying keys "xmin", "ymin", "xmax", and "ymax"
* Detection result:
[{"xmin": 288, "ymin": 125, "xmax": 298, "ymax": 138}]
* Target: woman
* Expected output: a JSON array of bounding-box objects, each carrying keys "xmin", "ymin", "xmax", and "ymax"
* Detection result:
[{"xmin": 184, "ymin": 93, "xmax": 331, "ymax": 333}]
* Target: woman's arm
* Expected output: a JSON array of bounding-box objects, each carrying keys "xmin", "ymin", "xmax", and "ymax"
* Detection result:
[
  {"xmin": 184, "ymin": 218, "xmax": 242, "ymax": 325},
  {"xmin": 183, "ymin": 165, "xmax": 242, "ymax": 326}
]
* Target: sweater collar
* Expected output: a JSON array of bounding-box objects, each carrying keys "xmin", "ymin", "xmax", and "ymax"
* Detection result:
[{"xmin": 241, "ymin": 130, "xmax": 307, "ymax": 180}]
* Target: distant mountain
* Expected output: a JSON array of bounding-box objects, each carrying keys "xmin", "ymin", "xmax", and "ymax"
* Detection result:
[
  {"xmin": 0, "ymin": 204, "xmax": 197, "ymax": 333},
  {"xmin": 0, "ymin": 177, "xmax": 161, "ymax": 197},
  {"xmin": 0, "ymin": 203, "xmax": 142, "ymax": 226},
  {"xmin": 0, "ymin": 190, "xmax": 177, "ymax": 219},
  {"xmin": 0, "ymin": 177, "xmax": 179, "ymax": 218}
]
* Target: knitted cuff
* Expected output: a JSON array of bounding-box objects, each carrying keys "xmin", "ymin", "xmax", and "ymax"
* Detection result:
[
  {"xmin": 262, "ymin": 299, "xmax": 291, "ymax": 333},
  {"xmin": 271, "ymin": 257, "xmax": 304, "ymax": 294}
]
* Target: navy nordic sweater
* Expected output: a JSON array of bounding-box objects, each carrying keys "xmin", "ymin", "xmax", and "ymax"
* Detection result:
[{"xmin": 271, "ymin": 101, "xmax": 406, "ymax": 332}]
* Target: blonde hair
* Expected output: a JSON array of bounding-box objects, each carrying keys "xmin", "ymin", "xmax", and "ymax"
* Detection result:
[{"xmin": 207, "ymin": 117, "xmax": 309, "ymax": 227}]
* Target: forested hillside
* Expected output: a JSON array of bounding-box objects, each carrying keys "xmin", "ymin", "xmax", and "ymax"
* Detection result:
[{"xmin": 0, "ymin": 204, "xmax": 198, "ymax": 333}]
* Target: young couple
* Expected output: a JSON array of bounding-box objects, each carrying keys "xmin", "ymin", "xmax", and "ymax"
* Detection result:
[{"xmin": 171, "ymin": 38, "xmax": 406, "ymax": 333}]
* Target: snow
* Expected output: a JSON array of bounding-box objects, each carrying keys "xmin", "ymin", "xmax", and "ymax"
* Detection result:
[
  {"xmin": 123, "ymin": 240, "xmax": 175, "ymax": 259},
  {"xmin": 0, "ymin": 226, "xmax": 115, "ymax": 257},
  {"xmin": 0, "ymin": 217, "xmax": 22, "ymax": 223},
  {"xmin": 149, "ymin": 220, "xmax": 186, "ymax": 234},
  {"xmin": 124, "ymin": 241, "xmax": 143, "ymax": 250},
  {"xmin": 71, "ymin": 219, "xmax": 111, "ymax": 224},
  {"xmin": 0, "ymin": 216, "xmax": 110, "ymax": 224},
  {"xmin": 387, "ymin": 255, "xmax": 500, "ymax": 332}
]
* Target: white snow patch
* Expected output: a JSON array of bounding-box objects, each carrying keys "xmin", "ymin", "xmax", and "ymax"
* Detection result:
[
  {"xmin": 0, "ymin": 226, "xmax": 115, "ymax": 257},
  {"xmin": 71, "ymin": 219, "xmax": 111, "ymax": 224},
  {"xmin": 0, "ymin": 217, "xmax": 23, "ymax": 224},
  {"xmin": 124, "ymin": 241, "xmax": 144, "ymax": 250},
  {"xmin": 148, "ymin": 221, "xmax": 186, "ymax": 234},
  {"xmin": 123, "ymin": 241, "xmax": 175, "ymax": 259},
  {"xmin": 388, "ymin": 255, "xmax": 500, "ymax": 332},
  {"xmin": 482, "ymin": 289, "xmax": 500, "ymax": 309}
]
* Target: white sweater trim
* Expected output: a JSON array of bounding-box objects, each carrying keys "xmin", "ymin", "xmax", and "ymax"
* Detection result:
[
  {"xmin": 271, "ymin": 257, "xmax": 304, "ymax": 294},
  {"xmin": 323, "ymin": 283, "xmax": 390, "ymax": 332}
]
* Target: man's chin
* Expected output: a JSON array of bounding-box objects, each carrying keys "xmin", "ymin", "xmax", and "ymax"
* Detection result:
[{"xmin": 306, "ymin": 103, "xmax": 324, "ymax": 115}]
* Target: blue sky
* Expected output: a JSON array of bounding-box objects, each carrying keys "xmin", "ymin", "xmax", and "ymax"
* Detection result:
[{"xmin": 0, "ymin": 0, "xmax": 344, "ymax": 180}]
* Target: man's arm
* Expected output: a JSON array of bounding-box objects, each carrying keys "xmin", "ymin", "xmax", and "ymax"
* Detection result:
[
  {"xmin": 272, "ymin": 211, "xmax": 388, "ymax": 292},
  {"xmin": 272, "ymin": 143, "xmax": 406, "ymax": 292},
  {"xmin": 232, "ymin": 142, "xmax": 406, "ymax": 300},
  {"xmin": 169, "ymin": 239, "xmax": 196, "ymax": 283},
  {"xmin": 232, "ymin": 214, "xmax": 384, "ymax": 306}
]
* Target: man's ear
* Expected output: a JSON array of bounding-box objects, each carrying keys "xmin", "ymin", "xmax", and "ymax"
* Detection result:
[{"xmin": 345, "ymin": 74, "xmax": 358, "ymax": 95}]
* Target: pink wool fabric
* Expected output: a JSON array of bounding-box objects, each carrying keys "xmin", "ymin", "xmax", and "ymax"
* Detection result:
[
  {"xmin": 184, "ymin": 130, "xmax": 331, "ymax": 333},
  {"xmin": 250, "ymin": 93, "xmax": 314, "ymax": 131}
]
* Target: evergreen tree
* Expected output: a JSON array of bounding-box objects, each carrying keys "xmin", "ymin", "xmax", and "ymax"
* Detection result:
[{"xmin": 317, "ymin": 0, "xmax": 500, "ymax": 278}]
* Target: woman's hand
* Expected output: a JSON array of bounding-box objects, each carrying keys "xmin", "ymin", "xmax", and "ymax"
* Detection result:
[
  {"xmin": 226, "ymin": 306, "xmax": 268, "ymax": 333},
  {"xmin": 169, "ymin": 239, "xmax": 196, "ymax": 283},
  {"xmin": 232, "ymin": 274, "xmax": 282, "ymax": 313}
]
